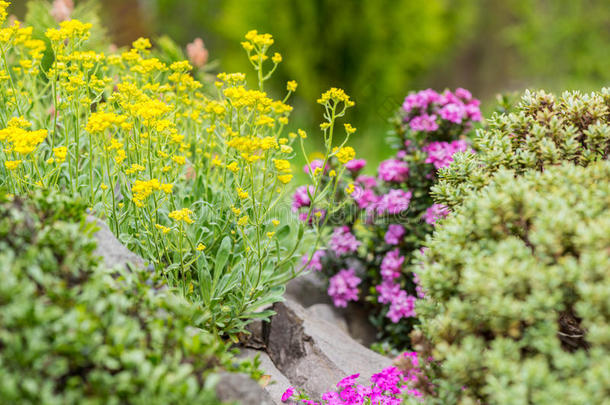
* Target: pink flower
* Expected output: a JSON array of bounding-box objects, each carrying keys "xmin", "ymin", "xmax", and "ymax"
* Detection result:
[
  {"xmin": 423, "ymin": 203, "xmax": 450, "ymax": 225},
  {"xmin": 301, "ymin": 250, "xmax": 325, "ymax": 271},
  {"xmin": 438, "ymin": 103, "xmax": 466, "ymax": 124},
  {"xmin": 378, "ymin": 159, "xmax": 409, "ymax": 183},
  {"xmin": 292, "ymin": 185, "xmax": 314, "ymax": 211},
  {"xmin": 374, "ymin": 189, "xmax": 412, "ymax": 215},
  {"xmin": 303, "ymin": 159, "xmax": 326, "ymax": 175},
  {"xmin": 356, "ymin": 174, "xmax": 377, "ymax": 189},
  {"xmin": 387, "ymin": 290, "xmax": 416, "ymax": 322},
  {"xmin": 384, "ymin": 224, "xmax": 405, "ymax": 245},
  {"xmin": 380, "ymin": 248, "xmax": 405, "ymax": 280},
  {"xmin": 281, "ymin": 387, "xmax": 294, "ymax": 402},
  {"xmin": 422, "ymin": 140, "xmax": 470, "ymax": 169},
  {"xmin": 352, "ymin": 186, "xmax": 377, "ymax": 209},
  {"xmin": 345, "ymin": 158, "xmax": 366, "ymax": 173},
  {"xmin": 186, "ymin": 38, "xmax": 209, "ymax": 68},
  {"xmin": 409, "ymin": 113, "xmax": 439, "ymax": 132},
  {"xmin": 376, "ymin": 280, "xmax": 401, "ymax": 304},
  {"xmin": 328, "ymin": 269, "xmax": 361, "ymax": 308},
  {"xmin": 329, "ymin": 226, "xmax": 361, "ymax": 255},
  {"xmin": 51, "ymin": 0, "xmax": 73, "ymax": 22}
]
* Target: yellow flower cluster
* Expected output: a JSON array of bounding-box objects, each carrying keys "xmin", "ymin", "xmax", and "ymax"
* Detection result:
[
  {"xmin": 317, "ymin": 87, "xmax": 355, "ymax": 107},
  {"xmin": 169, "ymin": 208, "xmax": 194, "ymax": 224},
  {"xmin": 334, "ymin": 146, "xmax": 356, "ymax": 164},
  {"xmin": 132, "ymin": 179, "xmax": 173, "ymax": 207},
  {"xmin": 86, "ymin": 112, "xmax": 127, "ymax": 135},
  {"xmin": 0, "ymin": 118, "xmax": 46, "ymax": 155},
  {"xmin": 46, "ymin": 19, "xmax": 92, "ymax": 42}
]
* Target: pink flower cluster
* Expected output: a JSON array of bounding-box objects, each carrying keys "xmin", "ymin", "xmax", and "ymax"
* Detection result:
[
  {"xmin": 329, "ymin": 226, "xmax": 361, "ymax": 255},
  {"xmin": 378, "ymin": 158, "xmax": 409, "ymax": 183},
  {"xmin": 376, "ymin": 249, "xmax": 417, "ymax": 323},
  {"xmin": 422, "ymin": 203, "xmax": 450, "ymax": 225},
  {"xmin": 373, "ymin": 189, "xmax": 412, "ymax": 216},
  {"xmin": 384, "ymin": 224, "xmax": 405, "ymax": 245},
  {"xmin": 422, "ymin": 140, "xmax": 470, "ymax": 169},
  {"xmin": 328, "ymin": 268, "xmax": 361, "ymax": 308},
  {"xmin": 302, "ymin": 250, "xmax": 326, "ymax": 272},
  {"xmin": 402, "ymin": 88, "xmax": 482, "ymax": 133},
  {"xmin": 281, "ymin": 352, "xmax": 426, "ymax": 404}
]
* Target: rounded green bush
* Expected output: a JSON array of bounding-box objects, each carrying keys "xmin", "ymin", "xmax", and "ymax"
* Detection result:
[
  {"xmin": 417, "ymin": 162, "xmax": 610, "ymax": 405},
  {"xmin": 0, "ymin": 191, "xmax": 227, "ymax": 404},
  {"xmin": 433, "ymin": 88, "xmax": 610, "ymax": 208}
]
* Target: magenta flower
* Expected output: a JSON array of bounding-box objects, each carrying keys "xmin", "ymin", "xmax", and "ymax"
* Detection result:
[
  {"xmin": 422, "ymin": 140, "xmax": 470, "ymax": 169},
  {"xmin": 384, "ymin": 224, "xmax": 405, "ymax": 245},
  {"xmin": 301, "ymin": 250, "xmax": 326, "ymax": 271},
  {"xmin": 422, "ymin": 203, "xmax": 450, "ymax": 225},
  {"xmin": 356, "ymin": 174, "xmax": 378, "ymax": 189},
  {"xmin": 374, "ymin": 189, "xmax": 412, "ymax": 215},
  {"xmin": 352, "ymin": 186, "xmax": 378, "ymax": 210},
  {"xmin": 409, "ymin": 113, "xmax": 439, "ymax": 132},
  {"xmin": 438, "ymin": 103, "xmax": 466, "ymax": 124},
  {"xmin": 303, "ymin": 159, "xmax": 326, "ymax": 175},
  {"xmin": 281, "ymin": 387, "xmax": 294, "ymax": 402},
  {"xmin": 345, "ymin": 158, "xmax": 366, "ymax": 173},
  {"xmin": 292, "ymin": 185, "xmax": 314, "ymax": 211},
  {"xmin": 387, "ymin": 290, "xmax": 417, "ymax": 322},
  {"xmin": 329, "ymin": 226, "xmax": 361, "ymax": 255},
  {"xmin": 380, "ymin": 248, "xmax": 405, "ymax": 280},
  {"xmin": 378, "ymin": 158, "xmax": 409, "ymax": 183},
  {"xmin": 376, "ymin": 280, "xmax": 401, "ymax": 304},
  {"xmin": 328, "ymin": 269, "xmax": 361, "ymax": 308}
]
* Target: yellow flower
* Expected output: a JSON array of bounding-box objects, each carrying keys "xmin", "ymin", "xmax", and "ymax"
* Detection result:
[
  {"xmin": 278, "ymin": 174, "xmax": 293, "ymax": 184},
  {"xmin": 266, "ymin": 232, "xmax": 275, "ymax": 238},
  {"xmin": 196, "ymin": 243, "xmax": 206, "ymax": 251},
  {"xmin": 345, "ymin": 183, "xmax": 355, "ymax": 195},
  {"xmin": 317, "ymin": 87, "xmax": 355, "ymax": 107},
  {"xmin": 287, "ymin": 80, "xmax": 298, "ymax": 92},
  {"xmin": 172, "ymin": 155, "xmax": 186, "ymax": 165},
  {"xmin": 132, "ymin": 37, "xmax": 152, "ymax": 51},
  {"xmin": 4, "ymin": 160, "xmax": 21, "ymax": 170},
  {"xmin": 298, "ymin": 129, "xmax": 307, "ymax": 139},
  {"xmin": 334, "ymin": 146, "xmax": 356, "ymax": 164},
  {"xmin": 155, "ymin": 224, "xmax": 171, "ymax": 234},
  {"xmin": 237, "ymin": 215, "xmax": 249, "ymax": 226},
  {"xmin": 273, "ymin": 159, "xmax": 291, "ymax": 173},
  {"xmin": 272, "ymin": 53, "xmax": 282, "ymax": 63},
  {"xmin": 272, "ymin": 219, "xmax": 280, "ymax": 226},
  {"xmin": 86, "ymin": 111, "xmax": 126, "ymax": 134},
  {"xmin": 329, "ymin": 170, "xmax": 336, "ymax": 177},
  {"xmin": 101, "ymin": 183, "xmax": 108, "ymax": 190},
  {"xmin": 169, "ymin": 208, "xmax": 194, "ymax": 224},
  {"xmin": 52, "ymin": 146, "xmax": 67, "ymax": 163},
  {"xmin": 237, "ymin": 187, "xmax": 249, "ymax": 199},
  {"xmin": 344, "ymin": 123, "xmax": 357, "ymax": 135},
  {"xmin": 227, "ymin": 162, "xmax": 239, "ymax": 173},
  {"xmin": 231, "ymin": 206, "xmax": 241, "ymax": 216}
]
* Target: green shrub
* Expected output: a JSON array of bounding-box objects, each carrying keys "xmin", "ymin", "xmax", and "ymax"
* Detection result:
[
  {"xmin": 416, "ymin": 163, "xmax": 610, "ymax": 404},
  {"xmin": 432, "ymin": 88, "xmax": 610, "ymax": 208},
  {"xmin": 0, "ymin": 191, "xmax": 230, "ymax": 404}
]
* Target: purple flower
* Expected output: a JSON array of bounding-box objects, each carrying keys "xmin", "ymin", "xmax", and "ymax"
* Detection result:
[
  {"xmin": 374, "ymin": 189, "xmax": 412, "ymax": 215},
  {"xmin": 422, "ymin": 203, "xmax": 450, "ymax": 225},
  {"xmin": 384, "ymin": 224, "xmax": 405, "ymax": 245},
  {"xmin": 387, "ymin": 290, "xmax": 416, "ymax": 322},
  {"xmin": 281, "ymin": 387, "xmax": 294, "ymax": 402},
  {"xmin": 301, "ymin": 250, "xmax": 325, "ymax": 271},
  {"xmin": 303, "ymin": 159, "xmax": 325, "ymax": 175},
  {"xmin": 345, "ymin": 158, "xmax": 366, "ymax": 173},
  {"xmin": 328, "ymin": 269, "xmax": 361, "ymax": 308},
  {"xmin": 422, "ymin": 140, "xmax": 470, "ymax": 169},
  {"xmin": 376, "ymin": 280, "xmax": 401, "ymax": 304},
  {"xmin": 378, "ymin": 158, "xmax": 409, "ymax": 183},
  {"xmin": 371, "ymin": 367, "xmax": 404, "ymax": 395},
  {"xmin": 465, "ymin": 102, "xmax": 482, "ymax": 121},
  {"xmin": 292, "ymin": 185, "xmax": 314, "ymax": 212},
  {"xmin": 356, "ymin": 174, "xmax": 378, "ymax": 188},
  {"xmin": 409, "ymin": 113, "xmax": 439, "ymax": 132},
  {"xmin": 337, "ymin": 373, "xmax": 360, "ymax": 388},
  {"xmin": 402, "ymin": 89, "xmax": 441, "ymax": 112},
  {"xmin": 352, "ymin": 186, "xmax": 378, "ymax": 209},
  {"xmin": 329, "ymin": 226, "xmax": 361, "ymax": 255},
  {"xmin": 438, "ymin": 103, "xmax": 466, "ymax": 124},
  {"xmin": 380, "ymin": 248, "xmax": 405, "ymax": 280},
  {"xmin": 455, "ymin": 87, "xmax": 472, "ymax": 101}
]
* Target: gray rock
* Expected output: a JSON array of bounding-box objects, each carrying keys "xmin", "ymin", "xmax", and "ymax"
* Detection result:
[
  {"xmin": 88, "ymin": 216, "xmax": 146, "ymax": 270},
  {"xmin": 344, "ymin": 303, "xmax": 379, "ymax": 347},
  {"xmin": 239, "ymin": 349, "xmax": 291, "ymax": 405},
  {"xmin": 266, "ymin": 299, "xmax": 391, "ymax": 399},
  {"xmin": 307, "ymin": 303, "xmax": 348, "ymax": 333},
  {"xmin": 285, "ymin": 271, "xmax": 332, "ymax": 307},
  {"xmin": 214, "ymin": 372, "xmax": 274, "ymax": 405}
]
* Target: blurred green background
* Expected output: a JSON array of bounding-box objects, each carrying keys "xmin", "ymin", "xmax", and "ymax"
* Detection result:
[{"xmin": 12, "ymin": 0, "xmax": 610, "ymax": 167}]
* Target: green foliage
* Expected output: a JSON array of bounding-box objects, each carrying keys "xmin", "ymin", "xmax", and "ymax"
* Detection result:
[
  {"xmin": 152, "ymin": 0, "xmax": 474, "ymax": 126},
  {"xmin": 0, "ymin": 190, "xmax": 231, "ymax": 404},
  {"xmin": 433, "ymin": 88, "xmax": 610, "ymax": 208},
  {"xmin": 416, "ymin": 163, "xmax": 610, "ymax": 404}
]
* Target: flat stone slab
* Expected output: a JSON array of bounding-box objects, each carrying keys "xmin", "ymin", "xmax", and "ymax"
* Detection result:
[{"xmin": 88, "ymin": 216, "xmax": 146, "ymax": 270}]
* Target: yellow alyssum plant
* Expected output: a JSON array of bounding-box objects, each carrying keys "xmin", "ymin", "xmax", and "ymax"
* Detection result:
[{"xmin": 0, "ymin": 3, "xmax": 357, "ymax": 338}]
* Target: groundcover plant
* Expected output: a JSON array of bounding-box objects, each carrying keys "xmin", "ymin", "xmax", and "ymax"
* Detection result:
[{"xmin": 0, "ymin": 0, "xmax": 357, "ymax": 338}]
